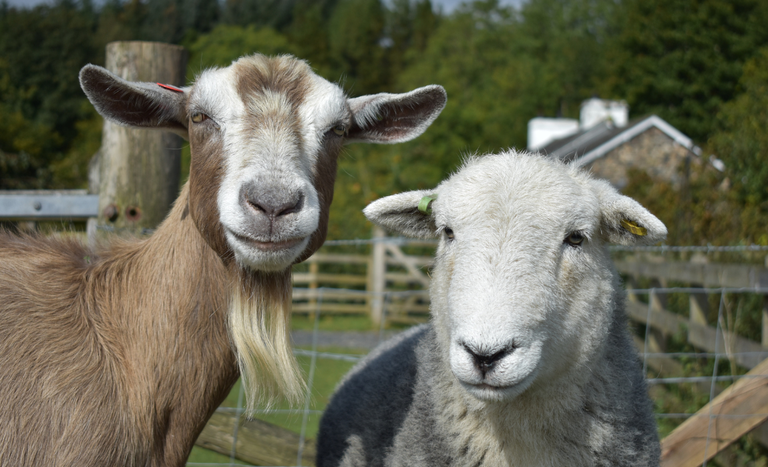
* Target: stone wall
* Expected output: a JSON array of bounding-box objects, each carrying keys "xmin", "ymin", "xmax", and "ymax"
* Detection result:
[{"xmin": 587, "ymin": 127, "xmax": 697, "ymax": 189}]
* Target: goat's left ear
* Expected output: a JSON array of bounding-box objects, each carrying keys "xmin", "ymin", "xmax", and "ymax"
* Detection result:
[
  {"xmin": 79, "ymin": 64, "xmax": 190, "ymax": 140},
  {"xmin": 591, "ymin": 179, "xmax": 667, "ymax": 245},
  {"xmin": 363, "ymin": 190, "xmax": 438, "ymax": 239},
  {"xmin": 346, "ymin": 85, "xmax": 447, "ymax": 144}
]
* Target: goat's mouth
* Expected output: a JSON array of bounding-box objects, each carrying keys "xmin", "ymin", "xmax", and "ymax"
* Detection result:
[{"xmin": 230, "ymin": 232, "xmax": 305, "ymax": 252}]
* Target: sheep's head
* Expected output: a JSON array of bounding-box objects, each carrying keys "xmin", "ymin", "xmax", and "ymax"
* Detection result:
[
  {"xmin": 364, "ymin": 151, "xmax": 666, "ymax": 404},
  {"xmin": 79, "ymin": 54, "xmax": 447, "ymax": 272}
]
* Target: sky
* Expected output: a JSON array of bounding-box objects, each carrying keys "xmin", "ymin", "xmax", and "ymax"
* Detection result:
[{"xmin": 4, "ymin": 0, "xmax": 526, "ymax": 12}]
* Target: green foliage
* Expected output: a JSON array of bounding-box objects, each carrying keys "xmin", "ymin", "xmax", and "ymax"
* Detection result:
[
  {"xmin": 186, "ymin": 23, "xmax": 296, "ymax": 75},
  {"xmin": 604, "ymin": 0, "xmax": 768, "ymax": 143},
  {"xmin": 708, "ymin": 47, "xmax": 768, "ymax": 245},
  {"xmin": 0, "ymin": 0, "xmax": 97, "ymax": 189},
  {"xmin": 327, "ymin": 0, "xmax": 388, "ymax": 95}
]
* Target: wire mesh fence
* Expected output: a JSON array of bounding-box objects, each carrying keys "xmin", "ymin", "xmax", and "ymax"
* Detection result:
[{"xmin": 185, "ymin": 281, "xmax": 768, "ymax": 466}]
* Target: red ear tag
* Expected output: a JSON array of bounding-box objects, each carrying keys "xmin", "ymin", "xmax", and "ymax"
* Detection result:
[{"xmin": 157, "ymin": 83, "xmax": 184, "ymax": 93}]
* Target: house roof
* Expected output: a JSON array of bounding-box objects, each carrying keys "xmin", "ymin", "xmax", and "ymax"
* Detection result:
[{"xmin": 537, "ymin": 115, "xmax": 702, "ymax": 167}]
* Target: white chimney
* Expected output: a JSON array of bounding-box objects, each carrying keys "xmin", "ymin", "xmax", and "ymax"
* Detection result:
[
  {"xmin": 527, "ymin": 117, "xmax": 579, "ymax": 151},
  {"xmin": 580, "ymin": 98, "xmax": 629, "ymax": 130}
]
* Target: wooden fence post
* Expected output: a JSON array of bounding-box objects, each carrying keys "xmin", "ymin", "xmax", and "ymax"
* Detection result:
[
  {"xmin": 370, "ymin": 227, "xmax": 386, "ymax": 326},
  {"xmin": 96, "ymin": 41, "xmax": 187, "ymax": 234}
]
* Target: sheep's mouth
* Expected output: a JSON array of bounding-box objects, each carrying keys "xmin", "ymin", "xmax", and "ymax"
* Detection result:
[{"xmin": 458, "ymin": 366, "xmax": 539, "ymax": 402}]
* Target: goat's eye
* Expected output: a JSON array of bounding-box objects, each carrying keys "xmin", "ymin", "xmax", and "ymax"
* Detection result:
[
  {"xmin": 444, "ymin": 227, "xmax": 455, "ymax": 240},
  {"xmin": 332, "ymin": 124, "xmax": 346, "ymax": 136},
  {"xmin": 565, "ymin": 232, "xmax": 584, "ymax": 247},
  {"xmin": 191, "ymin": 112, "xmax": 209, "ymax": 123}
]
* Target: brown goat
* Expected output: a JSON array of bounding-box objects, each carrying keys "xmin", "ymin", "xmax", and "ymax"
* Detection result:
[{"xmin": 0, "ymin": 54, "xmax": 446, "ymax": 467}]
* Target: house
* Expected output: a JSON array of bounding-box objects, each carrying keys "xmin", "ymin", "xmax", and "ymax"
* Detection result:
[{"xmin": 527, "ymin": 98, "xmax": 712, "ymax": 190}]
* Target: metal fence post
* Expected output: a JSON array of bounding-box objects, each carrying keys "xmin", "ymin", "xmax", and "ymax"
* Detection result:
[{"xmin": 370, "ymin": 227, "xmax": 386, "ymax": 327}]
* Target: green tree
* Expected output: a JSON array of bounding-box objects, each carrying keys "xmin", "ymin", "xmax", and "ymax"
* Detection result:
[
  {"xmin": 604, "ymin": 0, "xmax": 768, "ymax": 143},
  {"xmin": 708, "ymin": 46, "xmax": 768, "ymax": 245},
  {"xmin": 327, "ymin": 0, "xmax": 388, "ymax": 95},
  {"xmin": 287, "ymin": 0, "xmax": 335, "ymax": 77},
  {"xmin": 186, "ymin": 24, "xmax": 296, "ymax": 73},
  {"xmin": 0, "ymin": 0, "xmax": 97, "ymax": 189},
  {"xmin": 221, "ymin": 0, "xmax": 296, "ymax": 30}
]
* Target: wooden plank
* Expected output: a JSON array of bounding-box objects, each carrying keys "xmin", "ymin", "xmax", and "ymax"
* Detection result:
[
  {"xmin": 385, "ymin": 272, "xmax": 431, "ymax": 285},
  {"xmin": 615, "ymin": 261, "xmax": 768, "ymax": 289},
  {"xmin": 291, "ymin": 303, "xmax": 369, "ymax": 314},
  {"xmin": 292, "ymin": 290, "xmax": 367, "ymax": 301},
  {"xmin": 385, "ymin": 243, "xmax": 431, "ymax": 287},
  {"xmin": 660, "ymin": 357, "xmax": 768, "ymax": 467},
  {"xmin": 304, "ymin": 253, "xmax": 370, "ymax": 264},
  {"xmin": 292, "ymin": 273, "xmax": 368, "ymax": 285},
  {"xmin": 195, "ymin": 411, "xmax": 315, "ymax": 466},
  {"xmin": 626, "ymin": 301, "xmax": 768, "ymax": 369},
  {"xmin": 385, "ymin": 256, "xmax": 434, "ymax": 267}
]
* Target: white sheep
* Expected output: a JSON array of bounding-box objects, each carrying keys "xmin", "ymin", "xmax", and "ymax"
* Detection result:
[
  {"xmin": 317, "ymin": 151, "xmax": 664, "ymax": 466},
  {"xmin": 0, "ymin": 54, "xmax": 446, "ymax": 466}
]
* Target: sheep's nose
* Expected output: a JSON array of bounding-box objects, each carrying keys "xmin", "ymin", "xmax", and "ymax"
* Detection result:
[
  {"xmin": 463, "ymin": 344, "xmax": 514, "ymax": 375},
  {"xmin": 241, "ymin": 181, "xmax": 304, "ymax": 218}
]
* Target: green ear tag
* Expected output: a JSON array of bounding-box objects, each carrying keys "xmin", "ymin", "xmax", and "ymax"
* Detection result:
[
  {"xmin": 418, "ymin": 195, "xmax": 437, "ymax": 215},
  {"xmin": 621, "ymin": 219, "xmax": 647, "ymax": 236}
]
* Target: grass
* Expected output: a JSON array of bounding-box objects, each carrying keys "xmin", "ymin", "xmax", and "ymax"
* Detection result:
[{"xmin": 187, "ymin": 316, "xmax": 374, "ymax": 465}]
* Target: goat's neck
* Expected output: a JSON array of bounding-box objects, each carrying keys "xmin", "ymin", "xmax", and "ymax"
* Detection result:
[{"xmin": 94, "ymin": 183, "xmax": 241, "ymax": 463}]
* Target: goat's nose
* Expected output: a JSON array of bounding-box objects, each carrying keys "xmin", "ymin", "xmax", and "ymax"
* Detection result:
[
  {"xmin": 241, "ymin": 181, "xmax": 304, "ymax": 218},
  {"xmin": 247, "ymin": 193, "xmax": 303, "ymax": 217},
  {"xmin": 463, "ymin": 344, "xmax": 514, "ymax": 375}
]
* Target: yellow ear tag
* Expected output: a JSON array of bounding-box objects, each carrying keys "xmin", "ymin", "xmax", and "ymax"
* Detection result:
[
  {"xmin": 621, "ymin": 219, "xmax": 647, "ymax": 236},
  {"xmin": 418, "ymin": 195, "xmax": 437, "ymax": 215}
]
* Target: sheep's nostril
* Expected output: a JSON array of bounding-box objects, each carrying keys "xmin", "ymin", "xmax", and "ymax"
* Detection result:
[{"xmin": 463, "ymin": 344, "xmax": 514, "ymax": 375}]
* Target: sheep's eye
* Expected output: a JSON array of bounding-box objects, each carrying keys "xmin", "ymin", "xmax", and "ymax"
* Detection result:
[
  {"xmin": 444, "ymin": 227, "xmax": 455, "ymax": 240},
  {"xmin": 332, "ymin": 124, "xmax": 346, "ymax": 136},
  {"xmin": 191, "ymin": 112, "xmax": 209, "ymax": 124},
  {"xmin": 565, "ymin": 232, "xmax": 584, "ymax": 247}
]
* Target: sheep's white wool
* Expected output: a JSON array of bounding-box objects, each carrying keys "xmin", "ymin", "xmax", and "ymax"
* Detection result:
[{"xmin": 317, "ymin": 151, "xmax": 664, "ymax": 467}]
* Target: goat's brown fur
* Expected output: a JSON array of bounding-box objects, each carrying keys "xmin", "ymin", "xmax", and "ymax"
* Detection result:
[
  {"xmin": 0, "ymin": 53, "xmax": 447, "ymax": 467},
  {"xmin": 0, "ymin": 185, "xmax": 269, "ymax": 466}
]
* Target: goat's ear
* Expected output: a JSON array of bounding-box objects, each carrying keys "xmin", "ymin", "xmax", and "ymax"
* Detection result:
[
  {"xmin": 591, "ymin": 179, "xmax": 667, "ymax": 245},
  {"xmin": 346, "ymin": 85, "xmax": 447, "ymax": 144},
  {"xmin": 363, "ymin": 190, "xmax": 438, "ymax": 239},
  {"xmin": 79, "ymin": 64, "xmax": 190, "ymax": 140}
]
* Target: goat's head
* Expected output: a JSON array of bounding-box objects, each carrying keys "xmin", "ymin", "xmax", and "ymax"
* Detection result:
[
  {"xmin": 79, "ymin": 54, "xmax": 446, "ymax": 409},
  {"xmin": 79, "ymin": 54, "xmax": 446, "ymax": 271},
  {"xmin": 364, "ymin": 152, "xmax": 666, "ymax": 404}
]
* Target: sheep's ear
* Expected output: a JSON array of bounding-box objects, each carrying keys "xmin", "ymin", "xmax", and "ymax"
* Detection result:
[
  {"xmin": 592, "ymin": 179, "xmax": 667, "ymax": 245},
  {"xmin": 79, "ymin": 64, "xmax": 190, "ymax": 140},
  {"xmin": 363, "ymin": 190, "xmax": 438, "ymax": 239},
  {"xmin": 346, "ymin": 85, "xmax": 447, "ymax": 144}
]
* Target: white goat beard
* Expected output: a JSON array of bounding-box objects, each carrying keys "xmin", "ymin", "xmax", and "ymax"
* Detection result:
[{"xmin": 228, "ymin": 270, "xmax": 305, "ymax": 413}]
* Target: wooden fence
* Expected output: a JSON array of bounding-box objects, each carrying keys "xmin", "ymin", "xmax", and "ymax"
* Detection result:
[
  {"xmin": 290, "ymin": 227, "xmax": 434, "ymax": 326},
  {"xmin": 291, "ymin": 236, "xmax": 768, "ymax": 465}
]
